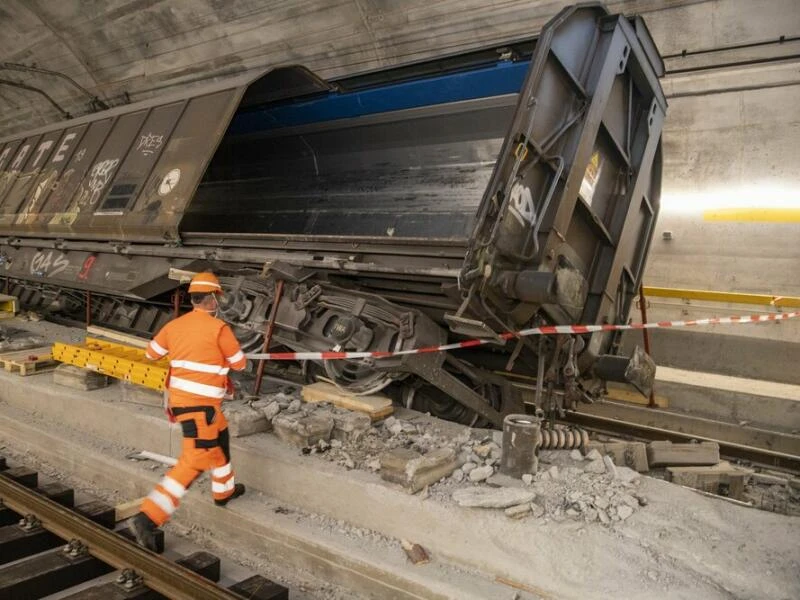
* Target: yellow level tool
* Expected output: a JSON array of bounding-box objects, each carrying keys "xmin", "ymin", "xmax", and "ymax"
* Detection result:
[{"xmin": 52, "ymin": 337, "xmax": 168, "ymax": 391}]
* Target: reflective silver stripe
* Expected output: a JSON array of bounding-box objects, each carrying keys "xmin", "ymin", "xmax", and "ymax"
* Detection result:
[
  {"xmin": 170, "ymin": 359, "xmax": 229, "ymax": 375},
  {"xmin": 226, "ymin": 350, "xmax": 245, "ymax": 364},
  {"xmin": 147, "ymin": 490, "xmax": 175, "ymax": 515},
  {"xmin": 169, "ymin": 376, "xmax": 225, "ymax": 399},
  {"xmin": 149, "ymin": 340, "xmax": 168, "ymax": 357},
  {"xmin": 192, "ymin": 281, "xmax": 221, "ymax": 290},
  {"xmin": 212, "ymin": 479, "xmax": 235, "ymax": 494},
  {"xmin": 212, "ymin": 463, "xmax": 232, "ymax": 479},
  {"xmin": 160, "ymin": 476, "xmax": 187, "ymax": 499}
]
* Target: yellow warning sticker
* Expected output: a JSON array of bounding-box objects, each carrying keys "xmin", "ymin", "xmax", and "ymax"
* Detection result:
[{"xmin": 579, "ymin": 150, "xmax": 603, "ymax": 205}]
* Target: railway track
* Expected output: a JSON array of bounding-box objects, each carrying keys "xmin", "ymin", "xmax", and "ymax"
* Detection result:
[
  {"xmin": 0, "ymin": 457, "xmax": 287, "ymax": 600},
  {"xmin": 563, "ymin": 411, "xmax": 800, "ymax": 474}
]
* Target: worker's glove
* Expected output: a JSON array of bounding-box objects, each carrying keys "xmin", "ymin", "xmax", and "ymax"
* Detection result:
[
  {"xmin": 224, "ymin": 376, "xmax": 235, "ymax": 401},
  {"xmin": 162, "ymin": 390, "xmax": 176, "ymax": 423},
  {"xmin": 163, "ymin": 368, "xmax": 176, "ymax": 423}
]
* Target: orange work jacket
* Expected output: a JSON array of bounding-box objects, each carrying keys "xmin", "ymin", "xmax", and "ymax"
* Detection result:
[{"xmin": 145, "ymin": 309, "xmax": 246, "ymax": 407}]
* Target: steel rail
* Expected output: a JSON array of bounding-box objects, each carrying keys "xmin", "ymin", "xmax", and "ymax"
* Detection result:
[
  {"xmin": 0, "ymin": 474, "xmax": 240, "ymax": 600},
  {"xmin": 563, "ymin": 411, "xmax": 800, "ymax": 474}
]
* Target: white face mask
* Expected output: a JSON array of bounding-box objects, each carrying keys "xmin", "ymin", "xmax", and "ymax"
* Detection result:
[{"xmin": 196, "ymin": 294, "xmax": 220, "ymax": 316}]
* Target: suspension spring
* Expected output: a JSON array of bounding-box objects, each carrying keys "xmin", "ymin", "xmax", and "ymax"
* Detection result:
[{"xmin": 539, "ymin": 426, "xmax": 589, "ymax": 450}]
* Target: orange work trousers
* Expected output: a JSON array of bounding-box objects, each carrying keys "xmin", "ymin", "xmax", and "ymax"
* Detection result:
[{"xmin": 140, "ymin": 404, "xmax": 236, "ymax": 526}]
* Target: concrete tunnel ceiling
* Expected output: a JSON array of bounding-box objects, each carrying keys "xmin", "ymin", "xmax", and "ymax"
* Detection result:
[
  {"xmin": 0, "ymin": 0, "xmax": 796, "ymax": 131},
  {"xmin": 0, "ymin": 0, "xmax": 799, "ymax": 295}
]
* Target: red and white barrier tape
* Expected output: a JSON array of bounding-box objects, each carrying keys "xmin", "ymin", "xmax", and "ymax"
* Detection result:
[{"xmin": 245, "ymin": 311, "xmax": 800, "ymax": 361}]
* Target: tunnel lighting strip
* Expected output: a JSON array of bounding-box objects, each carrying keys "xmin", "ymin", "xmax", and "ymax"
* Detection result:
[{"xmin": 245, "ymin": 311, "xmax": 800, "ymax": 361}]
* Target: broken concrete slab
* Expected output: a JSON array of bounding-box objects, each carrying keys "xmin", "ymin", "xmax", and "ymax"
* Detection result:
[
  {"xmin": 469, "ymin": 465, "xmax": 494, "ymax": 482},
  {"xmin": 452, "ymin": 487, "xmax": 536, "ymax": 509},
  {"xmin": 261, "ymin": 400, "xmax": 281, "ymax": 422},
  {"xmin": 603, "ymin": 455, "xmax": 617, "ymax": 479},
  {"xmin": 583, "ymin": 459, "xmax": 606, "ymax": 474},
  {"xmin": 225, "ymin": 402, "xmax": 271, "ymax": 438},
  {"xmin": 331, "ymin": 409, "xmax": 371, "ymax": 443},
  {"xmin": 380, "ymin": 447, "xmax": 458, "ymax": 493},
  {"xmin": 486, "ymin": 473, "xmax": 526, "ymax": 489},
  {"xmin": 587, "ymin": 441, "xmax": 649, "ymax": 472},
  {"xmin": 614, "ymin": 466, "xmax": 641, "ymax": 484},
  {"xmin": 618, "ymin": 505, "xmax": 634, "ymax": 520},
  {"xmin": 505, "ymin": 503, "xmax": 533, "ymax": 519},
  {"xmin": 666, "ymin": 461, "xmax": 753, "ymax": 500},
  {"xmin": 272, "ymin": 413, "xmax": 334, "ymax": 448},
  {"xmin": 585, "ymin": 449, "xmax": 602, "ymax": 461},
  {"xmin": 647, "ymin": 441, "xmax": 720, "ymax": 466},
  {"xmin": 53, "ymin": 363, "xmax": 110, "ymax": 391}
]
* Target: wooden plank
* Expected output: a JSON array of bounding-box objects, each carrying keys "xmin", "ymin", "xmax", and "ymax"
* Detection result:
[
  {"xmin": 0, "ymin": 347, "xmax": 53, "ymax": 361},
  {"xmin": 301, "ymin": 382, "xmax": 393, "ymax": 420},
  {"xmin": 86, "ymin": 325, "xmax": 149, "ymax": 348},
  {"xmin": 114, "ymin": 497, "xmax": 145, "ymax": 522},
  {"xmin": 0, "ymin": 346, "xmax": 58, "ymax": 376}
]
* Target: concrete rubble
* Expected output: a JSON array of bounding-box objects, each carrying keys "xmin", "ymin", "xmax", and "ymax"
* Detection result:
[
  {"xmin": 225, "ymin": 400, "xmax": 272, "ymax": 437},
  {"xmin": 0, "ymin": 324, "xmax": 46, "ymax": 352},
  {"xmin": 200, "ymin": 382, "xmax": 797, "ymax": 530},
  {"xmin": 647, "ymin": 440, "xmax": 720, "ymax": 466},
  {"xmin": 272, "ymin": 412, "xmax": 334, "ymax": 448},
  {"xmin": 588, "ymin": 441, "xmax": 649, "ymax": 472},
  {"xmin": 380, "ymin": 447, "xmax": 459, "ymax": 493},
  {"xmin": 234, "ymin": 389, "xmax": 655, "ymax": 527}
]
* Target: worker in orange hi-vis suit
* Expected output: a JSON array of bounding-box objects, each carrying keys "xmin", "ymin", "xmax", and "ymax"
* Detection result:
[{"xmin": 128, "ymin": 272, "xmax": 247, "ymax": 551}]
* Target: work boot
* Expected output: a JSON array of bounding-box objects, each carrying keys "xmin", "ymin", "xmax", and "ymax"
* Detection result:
[
  {"xmin": 214, "ymin": 483, "xmax": 246, "ymax": 507},
  {"xmin": 128, "ymin": 512, "xmax": 159, "ymax": 552}
]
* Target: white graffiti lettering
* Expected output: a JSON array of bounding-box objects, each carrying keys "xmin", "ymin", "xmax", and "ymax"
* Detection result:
[
  {"xmin": 10, "ymin": 144, "xmax": 31, "ymax": 171},
  {"xmin": 75, "ymin": 158, "xmax": 119, "ymax": 208},
  {"xmin": 30, "ymin": 251, "xmax": 70, "ymax": 278},
  {"xmin": 0, "ymin": 146, "xmax": 12, "ymax": 170},
  {"xmin": 53, "ymin": 133, "xmax": 77, "ymax": 163},
  {"xmin": 507, "ymin": 180, "xmax": 537, "ymax": 228},
  {"xmin": 17, "ymin": 170, "xmax": 59, "ymax": 224},
  {"xmin": 137, "ymin": 132, "xmax": 164, "ymax": 156},
  {"xmin": 74, "ymin": 148, "xmax": 87, "ymax": 163},
  {"xmin": 31, "ymin": 140, "xmax": 54, "ymax": 169}
]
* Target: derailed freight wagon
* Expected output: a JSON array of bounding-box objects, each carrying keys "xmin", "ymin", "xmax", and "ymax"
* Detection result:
[{"xmin": 0, "ymin": 4, "xmax": 666, "ymax": 427}]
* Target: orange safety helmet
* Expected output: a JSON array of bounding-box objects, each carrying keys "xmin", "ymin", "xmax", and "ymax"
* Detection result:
[{"xmin": 188, "ymin": 272, "xmax": 222, "ymax": 294}]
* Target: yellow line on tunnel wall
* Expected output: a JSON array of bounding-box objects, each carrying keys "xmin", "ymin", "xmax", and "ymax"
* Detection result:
[
  {"xmin": 703, "ymin": 208, "xmax": 800, "ymax": 222},
  {"xmin": 642, "ymin": 287, "xmax": 800, "ymax": 308}
]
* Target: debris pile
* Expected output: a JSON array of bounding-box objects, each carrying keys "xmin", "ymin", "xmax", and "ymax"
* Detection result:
[
  {"xmin": 448, "ymin": 448, "xmax": 647, "ymax": 525},
  {"xmin": 226, "ymin": 387, "xmax": 799, "ymax": 524},
  {"xmin": 0, "ymin": 324, "xmax": 46, "ymax": 352}
]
